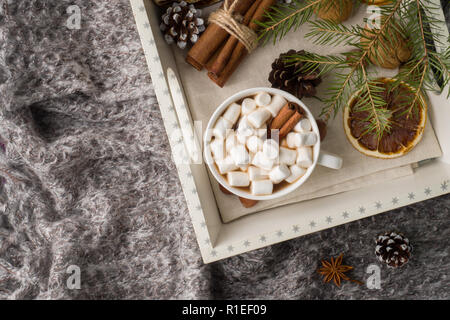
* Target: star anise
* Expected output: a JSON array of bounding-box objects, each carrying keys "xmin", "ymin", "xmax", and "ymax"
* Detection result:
[{"xmin": 317, "ymin": 254, "xmax": 363, "ymax": 287}]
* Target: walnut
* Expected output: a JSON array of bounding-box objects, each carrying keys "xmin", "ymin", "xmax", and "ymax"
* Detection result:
[
  {"xmin": 314, "ymin": 0, "xmax": 354, "ymax": 23},
  {"xmin": 360, "ymin": 21, "xmax": 411, "ymax": 69}
]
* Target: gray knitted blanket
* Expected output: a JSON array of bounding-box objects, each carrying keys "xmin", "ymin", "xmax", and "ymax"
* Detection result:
[{"xmin": 0, "ymin": 0, "xmax": 449, "ymax": 299}]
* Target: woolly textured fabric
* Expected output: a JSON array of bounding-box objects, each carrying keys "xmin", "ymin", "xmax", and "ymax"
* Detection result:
[{"xmin": 0, "ymin": 0, "xmax": 449, "ymax": 299}]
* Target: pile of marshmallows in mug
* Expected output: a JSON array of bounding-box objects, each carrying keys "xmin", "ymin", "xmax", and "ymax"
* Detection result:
[{"xmin": 209, "ymin": 92, "xmax": 318, "ymax": 196}]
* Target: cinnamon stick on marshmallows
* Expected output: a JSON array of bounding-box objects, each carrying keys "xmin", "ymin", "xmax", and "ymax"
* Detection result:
[
  {"xmin": 186, "ymin": 0, "xmax": 276, "ymax": 87},
  {"xmin": 270, "ymin": 102, "xmax": 305, "ymax": 139}
]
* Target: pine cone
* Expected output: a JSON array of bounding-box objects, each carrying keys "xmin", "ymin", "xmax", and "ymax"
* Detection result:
[
  {"xmin": 375, "ymin": 232, "xmax": 412, "ymax": 268},
  {"xmin": 160, "ymin": 1, "xmax": 205, "ymax": 49},
  {"xmin": 269, "ymin": 50, "xmax": 322, "ymax": 99}
]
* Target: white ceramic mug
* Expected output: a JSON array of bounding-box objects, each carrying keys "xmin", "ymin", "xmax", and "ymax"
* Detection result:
[{"xmin": 204, "ymin": 87, "xmax": 343, "ymax": 201}]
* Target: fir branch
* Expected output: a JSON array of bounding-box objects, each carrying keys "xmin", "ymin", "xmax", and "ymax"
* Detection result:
[
  {"xmin": 356, "ymin": 68, "xmax": 392, "ymax": 139},
  {"xmin": 256, "ymin": 0, "xmax": 323, "ymax": 45},
  {"xmin": 283, "ymin": 52, "xmax": 346, "ymax": 76},
  {"xmin": 259, "ymin": 0, "xmax": 449, "ymax": 138},
  {"xmin": 306, "ymin": 19, "xmax": 361, "ymax": 46}
]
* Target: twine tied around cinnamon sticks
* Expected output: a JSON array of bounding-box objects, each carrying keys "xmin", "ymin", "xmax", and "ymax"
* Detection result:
[{"xmin": 208, "ymin": 0, "xmax": 258, "ymax": 53}]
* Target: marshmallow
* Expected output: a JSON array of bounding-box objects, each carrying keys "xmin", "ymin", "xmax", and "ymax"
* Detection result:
[
  {"xmin": 216, "ymin": 156, "xmax": 239, "ymax": 174},
  {"xmin": 255, "ymin": 92, "xmax": 272, "ymax": 107},
  {"xmin": 227, "ymin": 171, "xmax": 250, "ymax": 187},
  {"xmin": 251, "ymin": 179, "xmax": 273, "ymax": 195},
  {"xmin": 238, "ymin": 163, "xmax": 249, "ymax": 171},
  {"xmin": 280, "ymin": 138, "xmax": 288, "ymax": 148},
  {"xmin": 210, "ymin": 138, "xmax": 225, "ymax": 160},
  {"xmin": 256, "ymin": 127, "xmax": 268, "ymax": 138},
  {"xmin": 303, "ymin": 132, "xmax": 318, "ymax": 146},
  {"xmin": 247, "ymin": 108, "xmax": 271, "ymax": 128},
  {"xmin": 242, "ymin": 98, "xmax": 257, "ymax": 115},
  {"xmin": 263, "ymin": 139, "xmax": 279, "ymax": 160},
  {"xmin": 269, "ymin": 164, "xmax": 291, "ymax": 184},
  {"xmin": 285, "ymin": 165, "xmax": 307, "ymax": 183},
  {"xmin": 286, "ymin": 132, "xmax": 305, "ymax": 148},
  {"xmin": 225, "ymin": 131, "xmax": 238, "ymax": 153},
  {"xmin": 249, "ymin": 152, "xmax": 256, "ymax": 164},
  {"xmin": 237, "ymin": 116, "xmax": 254, "ymax": 136},
  {"xmin": 246, "ymin": 135, "xmax": 263, "ymax": 153},
  {"xmin": 248, "ymin": 166, "xmax": 269, "ymax": 181},
  {"xmin": 266, "ymin": 94, "xmax": 287, "ymax": 117},
  {"xmin": 252, "ymin": 151, "xmax": 275, "ymax": 171},
  {"xmin": 296, "ymin": 147, "xmax": 313, "ymax": 168},
  {"xmin": 294, "ymin": 118, "xmax": 312, "ymax": 133},
  {"xmin": 236, "ymin": 133, "xmax": 247, "ymax": 145},
  {"xmin": 230, "ymin": 145, "xmax": 250, "ymax": 166},
  {"xmin": 213, "ymin": 117, "xmax": 232, "ymax": 139},
  {"xmin": 223, "ymin": 103, "xmax": 241, "ymax": 125},
  {"xmin": 279, "ymin": 147, "xmax": 297, "ymax": 166}
]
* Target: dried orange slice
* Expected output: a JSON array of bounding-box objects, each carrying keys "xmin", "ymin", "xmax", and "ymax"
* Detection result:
[{"xmin": 343, "ymin": 78, "xmax": 427, "ymax": 159}]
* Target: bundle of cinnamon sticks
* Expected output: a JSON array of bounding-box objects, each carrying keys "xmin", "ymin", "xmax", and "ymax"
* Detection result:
[{"xmin": 186, "ymin": 0, "xmax": 276, "ymax": 87}]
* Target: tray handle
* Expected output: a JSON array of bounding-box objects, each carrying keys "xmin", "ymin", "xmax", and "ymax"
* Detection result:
[{"xmin": 166, "ymin": 68, "xmax": 202, "ymax": 164}]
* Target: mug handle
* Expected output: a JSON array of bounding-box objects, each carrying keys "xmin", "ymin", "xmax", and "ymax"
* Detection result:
[{"xmin": 318, "ymin": 150, "xmax": 343, "ymax": 170}]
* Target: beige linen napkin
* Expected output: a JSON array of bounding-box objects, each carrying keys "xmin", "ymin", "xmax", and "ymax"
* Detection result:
[{"xmin": 171, "ymin": 4, "xmax": 443, "ymax": 222}]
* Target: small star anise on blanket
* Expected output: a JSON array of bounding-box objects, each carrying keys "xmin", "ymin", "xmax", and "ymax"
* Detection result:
[{"xmin": 317, "ymin": 254, "xmax": 363, "ymax": 287}]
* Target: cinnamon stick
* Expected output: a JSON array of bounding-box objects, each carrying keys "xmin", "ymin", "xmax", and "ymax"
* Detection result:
[
  {"xmin": 186, "ymin": 0, "xmax": 254, "ymax": 71},
  {"xmin": 205, "ymin": 42, "xmax": 226, "ymax": 71},
  {"xmin": 208, "ymin": 0, "xmax": 277, "ymax": 87},
  {"xmin": 279, "ymin": 112, "xmax": 303, "ymax": 139},
  {"xmin": 270, "ymin": 102, "xmax": 297, "ymax": 130},
  {"xmin": 219, "ymin": 184, "xmax": 233, "ymax": 195},
  {"xmin": 207, "ymin": 0, "xmax": 262, "ymax": 75},
  {"xmin": 239, "ymin": 197, "xmax": 258, "ymax": 208}
]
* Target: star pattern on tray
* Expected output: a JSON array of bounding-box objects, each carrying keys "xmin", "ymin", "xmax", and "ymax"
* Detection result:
[
  {"xmin": 153, "ymin": 56, "xmax": 160, "ymax": 63},
  {"xmin": 342, "ymin": 211, "xmax": 349, "ymax": 219},
  {"xmin": 204, "ymin": 238, "xmax": 210, "ymax": 245},
  {"xmin": 227, "ymin": 245, "xmax": 234, "ymax": 252},
  {"xmin": 392, "ymin": 197, "xmax": 399, "ymax": 205},
  {"xmin": 424, "ymin": 187, "xmax": 432, "ymax": 196},
  {"xmin": 375, "ymin": 201, "xmax": 382, "ymax": 209},
  {"xmin": 276, "ymin": 230, "xmax": 283, "ymax": 237},
  {"xmin": 244, "ymin": 240, "xmax": 251, "ymax": 247},
  {"xmin": 200, "ymin": 222, "xmax": 206, "ymax": 229},
  {"xmin": 195, "ymin": 204, "xmax": 202, "ymax": 211},
  {"xmin": 211, "ymin": 250, "xmax": 217, "ymax": 257},
  {"xmin": 326, "ymin": 216, "xmax": 333, "ymax": 224},
  {"xmin": 260, "ymin": 235, "xmax": 266, "ymax": 242},
  {"xmin": 158, "ymin": 72, "xmax": 164, "ymax": 79},
  {"xmin": 139, "ymin": 5, "xmax": 145, "ymax": 12},
  {"xmin": 358, "ymin": 206, "xmax": 366, "ymax": 214},
  {"xmin": 309, "ymin": 221, "xmax": 316, "ymax": 228},
  {"xmin": 144, "ymin": 22, "xmax": 150, "ymax": 29},
  {"xmin": 149, "ymin": 39, "xmax": 155, "ymax": 46},
  {"xmin": 172, "ymin": 122, "xmax": 179, "ymax": 129},
  {"xmin": 292, "ymin": 225, "xmax": 300, "ymax": 233},
  {"xmin": 408, "ymin": 192, "xmax": 415, "ymax": 200},
  {"xmin": 163, "ymin": 89, "xmax": 170, "ymax": 96},
  {"xmin": 441, "ymin": 181, "xmax": 448, "ymax": 191}
]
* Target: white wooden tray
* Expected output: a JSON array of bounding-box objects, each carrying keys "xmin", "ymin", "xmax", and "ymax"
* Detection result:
[{"xmin": 130, "ymin": 0, "xmax": 450, "ymax": 263}]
